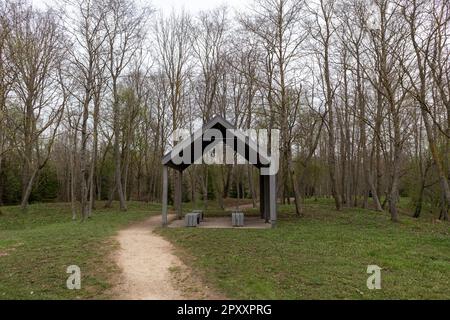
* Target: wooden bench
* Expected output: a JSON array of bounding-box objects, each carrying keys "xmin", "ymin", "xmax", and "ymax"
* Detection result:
[{"xmin": 232, "ymin": 212, "xmax": 244, "ymax": 227}]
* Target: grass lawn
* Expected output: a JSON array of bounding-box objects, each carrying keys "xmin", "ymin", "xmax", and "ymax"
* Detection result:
[
  {"xmin": 158, "ymin": 198, "xmax": 450, "ymax": 299},
  {"xmin": 0, "ymin": 198, "xmax": 448, "ymax": 300},
  {"xmin": 0, "ymin": 201, "xmax": 160, "ymax": 299}
]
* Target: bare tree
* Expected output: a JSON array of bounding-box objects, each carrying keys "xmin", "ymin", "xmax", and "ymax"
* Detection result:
[
  {"xmin": 400, "ymin": 0, "xmax": 449, "ymax": 220},
  {"xmin": 6, "ymin": 2, "xmax": 66, "ymax": 211},
  {"xmin": 337, "ymin": 0, "xmax": 383, "ymax": 210},
  {"xmin": 154, "ymin": 9, "xmax": 192, "ymax": 217},
  {"xmin": 103, "ymin": 0, "xmax": 150, "ymax": 211},
  {"xmin": 193, "ymin": 7, "xmax": 229, "ymax": 210},
  {"xmin": 310, "ymin": 0, "xmax": 343, "ymax": 211},
  {"xmin": 367, "ymin": 0, "xmax": 411, "ymax": 221},
  {"xmin": 63, "ymin": 0, "xmax": 108, "ymax": 220},
  {"xmin": 0, "ymin": 3, "xmax": 13, "ymax": 205},
  {"xmin": 242, "ymin": 0, "xmax": 307, "ymax": 215}
]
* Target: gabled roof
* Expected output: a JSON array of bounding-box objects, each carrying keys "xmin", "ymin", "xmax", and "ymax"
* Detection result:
[{"xmin": 162, "ymin": 115, "xmax": 271, "ymax": 171}]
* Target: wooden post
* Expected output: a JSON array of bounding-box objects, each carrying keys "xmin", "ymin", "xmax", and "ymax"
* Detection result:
[
  {"xmin": 162, "ymin": 165, "xmax": 168, "ymax": 226},
  {"xmin": 259, "ymin": 173, "xmax": 265, "ymax": 219},
  {"xmin": 264, "ymin": 175, "xmax": 270, "ymax": 222},
  {"xmin": 177, "ymin": 170, "xmax": 182, "ymax": 219},
  {"xmin": 269, "ymin": 174, "xmax": 276, "ymax": 227}
]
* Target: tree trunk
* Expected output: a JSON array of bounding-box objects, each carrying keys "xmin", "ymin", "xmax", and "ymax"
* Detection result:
[
  {"xmin": 203, "ymin": 165, "xmax": 208, "ymax": 210},
  {"xmin": 388, "ymin": 115, "xmax": 401, "ymax": 222},
  {"xmin": 21, "ymin": 97, "xmax": 33, "ymax": 209},
  {"xmin": 422, "ymin": 110, "xmax": 450, "ymax": 220},
  {"xmin": 322, "ymin": 7, "xmax": 341, "ymax": 211},
  {"xmin": 88, "ymin": 92, "xmax": 100, "ymax": 216},
  {"xmin": 112, "ymin": 79, "xmax": 127, "ymax": 211},
  {"xmin": 20, "ymin": 169, "xmax": 38, "ymax": 212},
  {"xmin": 80, "ymin": 93, "xmax": 90, "ymax": 220},
  {"xmin": 413, "ymin": 182, "xmax": 425, "ymax": 218},
  {"xmin": 0, "ymin": 156, "xmax": 3, "ymax": 206},
  {"xmin": 70, "ymin": 127, "xmax": 78, "ymax": 220},
  {"xmin": 247, "ymin": 165, "xmax": 257, "ymax": 208},
  {"xmin": 288, "ymin": 152, "xmax": 303, "ymax": 216}
]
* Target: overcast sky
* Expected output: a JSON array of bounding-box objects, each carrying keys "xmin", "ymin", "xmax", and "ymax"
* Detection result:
[
  {"xmin": 151, "ymin": 0, "xmax": 248, "ymax": 13},
  {"xmin": 32, "ymin": 0, "xmax": 250, "ymax": 14}
]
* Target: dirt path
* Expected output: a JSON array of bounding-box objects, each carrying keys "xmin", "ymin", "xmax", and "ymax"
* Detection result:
[{"xmin": 111, "ymin": 214, "xmax": 219, "ymax": 300}]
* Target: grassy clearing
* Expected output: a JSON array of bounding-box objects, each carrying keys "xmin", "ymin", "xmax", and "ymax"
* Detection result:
[
  {"xmin": 0, "ymin": 197, "xmax": 448, "ymax": 300},
  {"xmin": 0, "ymin": 201, "xmax": 160, "ymax": 299},
  {"xmin": 158, "ymin": 198, "xmax": 450, "ymax": 299}
]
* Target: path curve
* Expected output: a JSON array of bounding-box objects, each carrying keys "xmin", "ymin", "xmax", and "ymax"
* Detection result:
[{"xmin": 111, "ymin": 214, "xmax": 218, "ymax": 300}]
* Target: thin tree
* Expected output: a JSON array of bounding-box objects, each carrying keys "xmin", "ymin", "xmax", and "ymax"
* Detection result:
[{"xmin": 103, "ymin": 0, "xmax": 150, "ymax": 211}]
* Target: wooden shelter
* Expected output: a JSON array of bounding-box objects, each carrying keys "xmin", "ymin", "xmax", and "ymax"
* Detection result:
[{"xmin": 161, "ymin": 115, "xmax": 277, "ymax": 227}]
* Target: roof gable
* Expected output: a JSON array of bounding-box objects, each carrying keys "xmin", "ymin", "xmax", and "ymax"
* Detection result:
[{"xmin": 162, "ymin": 115, "xmax": 270, "ymax": 170}]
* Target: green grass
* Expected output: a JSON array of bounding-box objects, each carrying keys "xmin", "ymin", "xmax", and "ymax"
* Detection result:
[
  {"xmin": 0, "ymin": 201, "xmax": 160, "ymax": 299},
  {"xmin": 158, "ymin": 199, "xmax": 450, "ymax": 299},
  {"xmin": 1, "ymin": 197, "xmax": 448, "ymax": 300}
]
